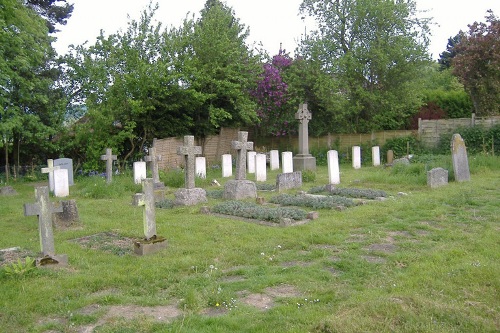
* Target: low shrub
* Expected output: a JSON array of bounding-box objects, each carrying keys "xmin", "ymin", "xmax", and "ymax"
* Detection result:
[
  {"xmin": 269, "ymin": 193, "xmax": 356, "ymax": 209},
  {"xmin": 212, "ymin": 200, "xmax": 307, "ymax": 223}
]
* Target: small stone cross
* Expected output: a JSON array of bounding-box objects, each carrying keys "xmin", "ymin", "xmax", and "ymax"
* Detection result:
[
  {"xmin": 24, "ymin": 186, "xmax": 63, "ymax": 257},
  {"xmin": 135, "ymin": 178, "xmax": 156, "ymax": 240},
  {"xmin": 232, "ymin": 131, "xmax": 253, "ymax": 180},
  {"xmin": 295, "ymin": 103, "xmax": 312, "ymax": 155},
  {"xmin": 144, "ymin": 147, "xmax": 162, "ymax": 184},
  {"xmin": 41, "ymin": 159, "xmax": 60, "ymax": 192},
  {"xmin": 100, "ymin": 148, "xmax": 117, "ymax": 184},
  {"xmin": 177, "ymin": 136, "xmax": 202, "ymax": 189}
]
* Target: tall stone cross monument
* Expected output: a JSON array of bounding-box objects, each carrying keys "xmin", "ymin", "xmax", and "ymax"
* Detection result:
[
  {"xmin": 223, "ymin": 131, "xmax": 257, "ymax": 199},
  {"xmin": 293, "ymin": 103, "xmax": 316, "ymax": 171},
  {"xmin": 24, "ymin": 186, "xmax": 68, "ymax": 265},
  {"xmin": 174, "ymin": 135, "xmax": 207, "ymax": 205},
  {"xmin": 100, "ymin": 148, "xmax": 117, "ymax": 184},
  {"xmin": 144, "ymin": 146, "xmax": 164, "ymax": 188}
]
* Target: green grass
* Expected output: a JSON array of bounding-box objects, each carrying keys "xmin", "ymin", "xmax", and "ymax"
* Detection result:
[{"xmin": 0, "ymin": 156, "xmax": 499, "ymax": 332}]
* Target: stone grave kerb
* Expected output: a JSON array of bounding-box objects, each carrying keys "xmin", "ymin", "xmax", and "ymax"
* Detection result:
[
  {"xmin": 41, "ymin": 159, "xmax": 60, "ymax": 192},
  {"xmin": 295, "ymin": 103, "xmax": 312, "ymax": 155},
  {"xmin": 135, "ymin": 178, "xmax": 157, "ymax": 240},
  {"xmin": 23, "ymin": 186, "xmax": 63, "ymax": 257},
  {"xmin": 177, "ymin": 136, "xmax": 202, "ymax": 189},
  {"xmin": 144, "ymin": 147, "xmax": 162, "ymax": 184},
  {"xmin": 232, "ymin": 131, "xmax": 253, "ymax": 180},
  {"xmin": 100, "ymin": 148, "xmax": 117, "ymax": 184}
]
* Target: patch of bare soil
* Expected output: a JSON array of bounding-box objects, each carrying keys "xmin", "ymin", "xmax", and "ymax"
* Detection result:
[
  {"xmin": 364, "ymin": 243, "xmax": 397, "ymax": 254},
  {"xmin": 69, "ymin": 232, "xmax": 134, "ymax": 256},
  {"xmin": 0, "ymin": 248, "xmax": 37, "ymax": 267},
  {"xmin": 361, "ymin": 255, "xmax": 387, "ymax": 264},
  {"xmin": 103, "ymin": 305, "xmax": 182, "ymax": 322},
  {"xmin": 200, "ymin": 307, "xmax": 228, "ymax": 317},
  {"xmin": 280, "ymin": 260, "xmax": 313, "ymax": 268},
  {"xmin": 264, "ymin": 284, "xmax": 302, "ymax": 298},
  {"xmin": 241, "ymin": 293, "xmax": 274, "ymax": 310}
]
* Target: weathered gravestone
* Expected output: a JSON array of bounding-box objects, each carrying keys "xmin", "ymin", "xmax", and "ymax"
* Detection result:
[
  {"xmin": 41, "ymin": 159, "xmax": 59, "ymax": 192},
  {"xmin": 175, "ymin": 136, "xmax": 207, "ymax": 206},
  {"xmin": 133, "ymin": 161, "xmax": 147, "ymax": 185},
  {"xmin": 255, "ymin": 153, "xmax": 267, "ymax": 182},
  {"xmin": 195, "ymin": 156, "xmax": 207, "ymax": 179},
  {"xmin": 276, "ymin": 171, "xmax": 302, "ymax": 192},
  {"xmin": 0, "ymin": 186, "xmax": 17, "ymax": 196},
  {"xmin": 372, "ymin": 146, "xmax": 381, "ymax": 167},
  {"xmin": 54, "ymin": 158, "xmax": 74, "ymax": 186},
  {"xmin": 53, "ymin": 200, "xmax": 80, "ymax": 228},
  {"xmin": 327, "ymin": 150, "xmax": 340, "ymax": 185},
  {"xmin": 132, "ymin": 178, "xmax": 167, "ymax": 255},
  {"xmin": 144, "ymin": 147, "xmax": 165, "ymax": 188},
  {"xmin": 100, "ymin": 148, "xmax": 117, "ymax": 184},
  {"xmin": 282, "ymin": 151, "xmax": 293, "ymax": 173},
  {"xmin": 247, "ymin": 151, "xmax": 257, "ymax": 174},
  {"xmin": 293, "ymin": 103, "xmax": 316, "ymax": 171},
  {"xmin": 23, "ymin": 186, "xmax": 67, "ymax": 265},
  {"xmin": 352, "ymin": 146, "xmax": 361, "ymax": 169},
  {"xmin": 53, "ymin": 168, "xmax": 69, "ymax": 197},
  {"xmin": 270, "ymin": 150, "xmax": 280, "ymax": 170},
  {"xmin": 451, "ymin": 134, "xmax": 470, "ymax": 182},
  {"xmin": 222, "ymin": 154, "xmax": 232, "ymax": 178},
  {"xmin": 427, "ymin": 167, "xmax": 449, "ymax": 188},
  {"xmin": 223, "ymin": 131, "xmax": 257, "ymax": 200}
]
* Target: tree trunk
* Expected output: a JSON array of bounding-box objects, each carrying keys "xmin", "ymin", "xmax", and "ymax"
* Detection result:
[{"xmin": 4, "ymin": 138, "xmax": 9, "ymax": 182}]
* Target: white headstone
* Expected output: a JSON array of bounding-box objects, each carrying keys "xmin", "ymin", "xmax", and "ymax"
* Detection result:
[
  {"xmin": 327, "ymin": 150, "xmax": 340, "ymax": 184},
  {"xmin": 247, "ymin": 151, "xmax": 256, "ymax": 174},
  {"xmin": 222, "ymin": 154, "xmax": 232, "ymax": 178},
  {"xmin": 54, "ymin": 158, "xmax": 74, "ymax": 186},
  {"xmin": 282, "ymin": 151, "xmax": 293, "ymax": 173},
  {"xmin": 195, "ymin": 157, "xmax": 206, "ymax": 179},
  {"xmin": 255, "ymin": 153, "xmax": 267, "ymax": 182},
  {"xmin": 270, "ymin": 150, "xmax": 280, "ymax": 170},
  {"xmin": 133, "ymin": 161, "xmax": 147, "ymax": 184},
  {"xmin": 372, "ymin": 146, "xmax": 380, "ymax": 166},
  {"xmin": 352, "ymin": 146, "xmax": 361, "ymax": 169},
  {"xmin": 54, "ymin": 169, "xmax": 69, "ymax": 197},
  {"xmin": 41, "ymin": 159, "xmax": 59, "ymax": 192}
]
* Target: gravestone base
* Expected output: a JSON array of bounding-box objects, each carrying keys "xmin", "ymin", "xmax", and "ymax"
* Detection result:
[
  {"xmin": 36, "ymin": 254, "xmax": 68, "ymax": 266},
  {"xmin": 134, "ymin": 236, "xmax": 167, "ymax": 255},
  {"xmin": 0, "ymin": 186, "xmax": 17, "ymax": 196},
  {"xmin": 174, "ymin": 188, "xmax": 207, "ymax": 206},
  {"xmin": 223, "ymin": 180, "xmax": 257, "ymax": 200},
  {"xmin": 293, "ymin": 154, "xmax": 316, "ymax": 171}
]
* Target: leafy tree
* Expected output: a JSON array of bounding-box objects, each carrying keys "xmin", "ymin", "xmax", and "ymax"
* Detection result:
[
  {"xmin": 1, "ymin": 0, "xmax": 62, "ymax": 179},
  {"xmin": 453, "ymin": 10, "xmax": 500, "ymax": 116},
  {"xmin": 25, "ymin": 0, "xmax": 73, "ymax": 33},
  {"xmin": 438, "ymin": 33, "xmax": 463, "ymax": 70},
  {"xmin": 298, "ymin": 0, "xmax": 431, "ymax": 132}
]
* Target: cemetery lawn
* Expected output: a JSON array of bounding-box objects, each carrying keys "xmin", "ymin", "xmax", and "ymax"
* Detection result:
[{"xmin": 1, "ymin": 156, "xmax": 499, "ymax": 333}]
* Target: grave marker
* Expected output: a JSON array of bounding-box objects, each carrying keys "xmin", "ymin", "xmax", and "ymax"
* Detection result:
[
  {"xmin": 293, "ymin": 103, "xmax": 316, "ymax": 171},
  {"xmin": 255, "ymin": 153, "xmax": 267, "ymax": 182},
  {"xmin": 247, "ymin": 151, "xmax": 257, "ymax": 174},
  {"xmin": 427, "ymin": 167, "xmax": 448, "ymax": 188},
  {"xmin": 23, "ymin": 186, "xmax": 67, "ymax": 265},
  {"xmin": 223, "ymin": 131, "xmax": 257, "ymax": 199},
  {"xmin": 54, "ymin": 158, "xmax": 74, "ymax": 186},
  {"xmin": 222, "ymin": 154, "xmax": 232, "ymax": 177},
  {"xmin": 387, "ymin": 150, "xmax": 394, "ymax": 165},
  {"xmin": 270, "ymin": 150, "xmax": 280, "ymax": 170},
  {"xmin": 372, "ymin": 146, "xmax": 381, "ymax": 166},
  {"xmin": 195, "ymin": 156, "xmax": 207, "ymax": 179},
  {"xmin": 327, "ymin": 150, "xmax": 340, "ymax": 185},
  {"xmin": 175, "ymin": 136, "xmax": 207, "ymax": 205},
  {"xmin": 53, "ymin": 169, "xmax": 69, "ymax": 197},
  {"xmin": 451, "ymin": 134, "xmax": 470, "ymax": 182},
  {"xmin": 41, "ymin": 159, "xmax": 59, "ymax": 192},
  {"xmin": 144, "ymin": 147, "xmax": 164, "ymax": 187},
  {"xmin": 133, "ymin": 178, "xmax": 167, "ymax": 255},
  {"xmin": 100, "ymin": 148, "xmax": 117, "ymax": 184},
  {"xmin": 133, "ymin": 161, "xmax": 147, "ymax": 185},
  {"xmin": 352, "ymin": 146, "xmax": 361, "ymax": 169},
  {"xmin": 282, "ymin": 151, "xmax": 293, "ymax": 173},
  {"xmin": 276, "ymin": 171, "xmax": 302, "ymax": 192}
]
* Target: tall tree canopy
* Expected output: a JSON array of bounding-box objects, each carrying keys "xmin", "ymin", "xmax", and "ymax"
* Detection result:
[
  {"xmin": 25, "ymin": 0, "xmax": 73, "ymax": 33},
  {"xmin": 453, "ymin": 10, "xmax": 500, "ymax": 116},
  {"xmin": 298, "ymin": 0, "xmax": 431, "ymax": 132},
  {"xmin": 438, "ymin": 33, "xmax": 463, "ymax": 70}
]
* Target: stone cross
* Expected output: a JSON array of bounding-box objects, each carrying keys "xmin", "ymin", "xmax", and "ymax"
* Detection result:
[
  {"xmin": 100, "ymin": 148, "xmax": 117, "ymax": 184},
  {"xmin": 41, "ymin": 159, "xmax": 60, "ymax": 192},
  {"xmin": 135, "ymin": 178, "xmax": 156, "ymax": 240},
  {"xmin": 144, "ymin": 147, "xmax": 162, "ymax": 184},
  {"xmin": 295, "ymin": 103, "xmax": 312, "ymax": 155},
  {"xmin": 23, "ymin": 186, "xmax": 63, "ymax": 257},
  {"xmin": 177, "ymin": 136, "xmax": 202, "ymax": 189},
  {"xmin": 232, "ymin": 131, "xmax": 253, "ymax": 180}
]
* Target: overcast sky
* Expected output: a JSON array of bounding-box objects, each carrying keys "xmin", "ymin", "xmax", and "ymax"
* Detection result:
[{"xmin": 53, "ymin": 0, "xmax": 500, "ymax": 60}]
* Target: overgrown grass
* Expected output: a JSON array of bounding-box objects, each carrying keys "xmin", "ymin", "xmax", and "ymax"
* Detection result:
[{"xmin": 0, "ymin": 155, "xmax": 499, "ymax": 332}]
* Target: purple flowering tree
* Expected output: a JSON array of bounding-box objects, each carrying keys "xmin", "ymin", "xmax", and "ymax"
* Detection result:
[{"xmin": 252, "ymin": 49, "xmax": 296, "ymax": 137}]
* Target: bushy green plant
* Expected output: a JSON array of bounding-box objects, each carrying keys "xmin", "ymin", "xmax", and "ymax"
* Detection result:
[
  {"xmin": 155, "ymin": 199, "xmax": 176, "ymax": 209},
  {"xmin": 269, "ymin": 193, "xmax": 356, "ymax": 209},
  {"xmin": 159, "ymin": 169, "xmax": 184, "ymax": 188},
  {"xmin": 435, "ymin": 126, "xmax": 497, "ymax": 155},
  {"xmin": 212, "ymin": 200, "xmax": 307, "ymax": 223},
  {"xmin": 302, "ymin": 170, "xmax": 316, "ymax": 182},
  {"xmin": 4, "ymin": 257, "xmax": 35, "ymax": 278},
  {"xmin": 206, "ymin": 190, "xmax": 224, "ymax": 199},
  {"xmin": 75, "ymin": 175, "xmax": 141, "ymax": 199},
  {"xmin": 328, "ymin": 187, "xmax": 387, "ymax": 199},
  {"xmin": 382, "ymin": 135, "xmax": 422, "ymax": 158},
  {"xmin": 256, "ymin": 183, "xmax": 276, "ymax": 191}
]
